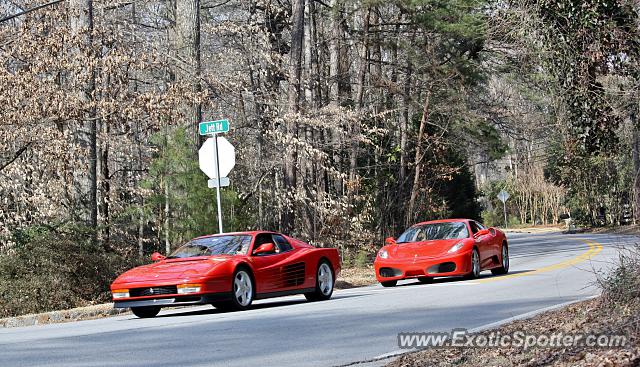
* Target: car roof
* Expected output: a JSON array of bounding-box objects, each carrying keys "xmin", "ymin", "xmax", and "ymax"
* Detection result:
[
  {"xmin": 414, "ymin": 218, "xmax": 471, "ymax": 226},
  {"xmin": 192, "ymin": 231, "xmax": 279, "ymax": 240}
]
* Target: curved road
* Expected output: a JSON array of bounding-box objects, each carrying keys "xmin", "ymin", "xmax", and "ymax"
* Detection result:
[{"xmin": 0, "ymin": 232, "xmax": 633, "ymax": 367}]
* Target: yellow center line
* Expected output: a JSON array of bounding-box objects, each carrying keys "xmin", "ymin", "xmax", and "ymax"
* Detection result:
[{"xmin": 476, "ymin": 239, "xmax": 603, "ymax": 283}]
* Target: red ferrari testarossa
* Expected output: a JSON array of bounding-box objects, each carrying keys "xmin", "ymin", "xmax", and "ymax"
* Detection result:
[
  {"xmin": 111, "ymin": 231, "xmax": 341, "ymax": 318},
  {"xmin": 374, "ymin": 219, "xmax": 509, "ymax": 287}
]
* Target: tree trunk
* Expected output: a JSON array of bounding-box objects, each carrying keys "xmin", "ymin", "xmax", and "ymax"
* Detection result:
[
  {"xmin": 164, "ymin": 179, "xmax": 170, "ymax": 254},
  {"xmin": 328, "ymin": 0, "xmax": 341, "ymax": 107},
  {"xmin": 406, "ymin": 89, "xmax": 432, "ymax": 226},
  {"xmin": 138, "ymin": 204, "xmax": 145, "ymax": 257},
  {"xmin": 399, "ymin": 55, "xmax": 412, "ymax": 189},
  {"xmin": 632, "ymin": 110, "xmax": 640, "ymax": 224},
  {"xmin": 175, "ymin": 0, "xmax": 201, "ymax": 148},
  {"xmin": 282, "ymin": 0, "xmax": 305, "ymax": 233},
  {"xmin": 350, "ymin": 7, "xmax": 370, "ymax": 193},
  {"xmin": 69, "ymin": 0, "xmax": 97, "ymax": 238},
  {"xmin": 99, "ymin": 120, "xmax": 110, "ymax": 245}
]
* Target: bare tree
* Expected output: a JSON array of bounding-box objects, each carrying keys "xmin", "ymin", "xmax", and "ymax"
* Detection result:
[{"xmin": 69, "ymin": 0, "xmax": 97, "ymax": 236}]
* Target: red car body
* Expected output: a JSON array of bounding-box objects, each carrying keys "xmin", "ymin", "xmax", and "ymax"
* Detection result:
[
  {"xmin": 111, "ymin": 231, "xmax": 341, "ymax": 317},
  {"xmin": 374, "ymin": 219, "xmax": 509, "ymax": 286}
]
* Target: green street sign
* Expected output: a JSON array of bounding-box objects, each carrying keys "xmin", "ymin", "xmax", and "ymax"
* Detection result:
[{"xmin": 199, "ymin": 119, "xmax": 229, "ymax": 135}]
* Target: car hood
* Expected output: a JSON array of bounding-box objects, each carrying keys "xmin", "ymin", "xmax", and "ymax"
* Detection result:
[
  {"xmin": 114, "ymin": 256, "xmax": 230, "ymax": 284},
  {"xmin": 391, "ymin": 239, "xmax": 462, "ymax": 258}
]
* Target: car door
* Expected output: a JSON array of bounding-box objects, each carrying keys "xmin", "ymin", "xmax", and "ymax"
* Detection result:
[
  {"xmin": 271, "ymin": 234, "xmax": 306, "ymax": 290},
  {"xmin": 250, "ymin": 233, "xmax": 289, "ymax": 294},
  {"xmin": 469, "ymin": 221, "xmax": 493, "ymax": 267},
  {"xmin": 486, "ymin": 226, "xmax": 501, "ymax": 257}
]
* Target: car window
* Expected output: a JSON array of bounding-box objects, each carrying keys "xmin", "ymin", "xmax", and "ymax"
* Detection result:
[
  {"xmin": 469, "ymin": 221, "xmax": 487, "ymax": 235},
  {"xmin": 253, "ymin": 233, "xmax": 279, "ymax": 254},
  {"xmin": 168, "ymin": 235, "xmax": 252, "ymax": 258},
  {"xmin": 272, "ymin": 235, "xmax": 293, "ymax": 252},
  {"xmin": 469, "ymin": 221, "xmax": 480, "ymax": 234},
  {"xmin": 397, "ymin": 222, "xmax": 469, "ymax": 243}
]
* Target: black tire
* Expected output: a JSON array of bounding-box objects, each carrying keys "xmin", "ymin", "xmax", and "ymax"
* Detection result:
[
  {"xmin": 465, "ymin": 248, "xmax": 481, "ymax": 280},
  {"xmin": 491, "ymin": 243, "xmax": 509, "ymax": 275},
  {"xmin": 418, "ymin": 277, "xmax": 433, "ymax": 284},
  {"xmin": 131, "ymin": 306, "xmax": 160, "ymax": 318},
  {"xmin": 305, "ymin": 260, "xmax": 335, "ymax": 301},
  {"xmin": 226, "ymin": 267, "xmax": 255, "ymax": 311},
  {"xmin": 380, "ymin": 280, "xmax": 397, "ymax": 287}
]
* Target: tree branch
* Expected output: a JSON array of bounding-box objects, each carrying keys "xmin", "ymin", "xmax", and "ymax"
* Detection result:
[
  {"xmin": 0, "ymin": 0, "xmax": 63, "ymax": 24},
  {"xmin": 0, "ymin": 142, "xmax": 32, "ymax": 173}
]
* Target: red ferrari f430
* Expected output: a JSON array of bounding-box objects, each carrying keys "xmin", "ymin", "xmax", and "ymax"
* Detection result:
[
  {"xmin": 111, "ymin": 231, "xmax": 340, "ymax": 318},
  {"xmin": 374, "ymin": 219, "xmax": 509, "ymax": 287}
]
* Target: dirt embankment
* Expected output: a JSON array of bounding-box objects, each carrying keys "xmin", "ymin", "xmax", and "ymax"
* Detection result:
[
  {"xmin": 388, "ymin": 243, "xmax": 640, "ymax": 367},
  {"xmin": 387, "ymin": 297, "xmax": 639, "ymax": 367}
]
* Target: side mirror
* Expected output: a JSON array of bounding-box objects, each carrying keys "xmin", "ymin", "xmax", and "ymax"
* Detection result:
[
  {"xmin": 385, "ymin": 237, "xmax": 397, "ymax": 246},
  {"xmin": 254, "ymin": 243, "xmax": 276, "ymax": 255},
  {"xmin": 475, "ymin": 229, "xmax": 490, "ymax": 237},
  {"xmin": 151, "ymin": 252, "xmax": 166, "ymax": 261}
]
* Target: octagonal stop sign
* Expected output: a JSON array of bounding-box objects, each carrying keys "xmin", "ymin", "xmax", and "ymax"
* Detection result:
[{"xmin": 199, "ymin": 136, "xmax": 235, "ymax": 179}]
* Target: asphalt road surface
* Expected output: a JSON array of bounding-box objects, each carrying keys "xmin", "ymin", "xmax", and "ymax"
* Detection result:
[{"xmin": 0, "ymin": 232, "xmax": 634, "ymax": 367}]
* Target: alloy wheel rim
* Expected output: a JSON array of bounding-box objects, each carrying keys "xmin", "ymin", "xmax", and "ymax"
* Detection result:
[
  {"xmin": 502, "ymin": 246, "xmax": 509, "ymax": 270},
  {"xmin": 234, "ymin": 271, "xmax": 252, "ymax": 306},
  {"xmin": 472, "ymin": 251, "xmax": 480, "ymax": 276},
  {"xmin": 318, "ymin": 263, "xmax": 333, "ymax": 295}
]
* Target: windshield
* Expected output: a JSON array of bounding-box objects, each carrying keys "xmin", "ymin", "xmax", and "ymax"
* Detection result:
[
  {"xmin": 397, "ymin": 222, "xmax": 469, "ymax": 243},
  {"xmin": 168, "ymin": 235, "xmax": 252, "ymax": 258}
]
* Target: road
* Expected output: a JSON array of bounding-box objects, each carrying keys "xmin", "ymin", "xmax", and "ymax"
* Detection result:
[{"xmin": 0, "ymin": 232, "xmax": 633, "ymax": 367}]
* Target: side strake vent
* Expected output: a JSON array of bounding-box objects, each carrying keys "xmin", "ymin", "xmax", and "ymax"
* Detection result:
[{"xmin": 282, "ymin": 262, "xmax": 306, "ymax": 287}]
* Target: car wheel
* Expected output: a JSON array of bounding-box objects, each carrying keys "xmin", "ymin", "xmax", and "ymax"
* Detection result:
[
  {"xmin": 466, "ymin": 248, "xmax": 480, "ymax": 279},
  {"xmin": 131, "ymin": 306, "xmax": 160, "ymax": 318},
  {"xmin": 228, "ymin": 267, "xmax": 255, "ymax": 310},
  {"xmin": 380, "ymin": 280, "xmax": 397, "ymax": 287},
  {"xmin": 305, "ymin": 260, "xmax": 334, "ymax": 301},
  {"xmin": 418, "ymin": 277, "xmax": 433, "ymax": 284},
  {"xmin": 491, "ymin": 243, "xmax": 509, "ymax": 275}
]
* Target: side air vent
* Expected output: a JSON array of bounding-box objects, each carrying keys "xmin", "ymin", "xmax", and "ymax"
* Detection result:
[{"xmin": 282, "ymin": 262, "xmax": 306, "ymax": 287}]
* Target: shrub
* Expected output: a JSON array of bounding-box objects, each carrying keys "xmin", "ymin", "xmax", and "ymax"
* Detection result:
[
  {"xmin": 598, "ymin": 245, "xmax": 640, "ymax": 304},
  {"xmin": 0, "ymin": 225, "xmax": 140, "ymax": 318},
  {"xmin": 354, "ymin": 249, "xmax": 371, "ymax": 268}
]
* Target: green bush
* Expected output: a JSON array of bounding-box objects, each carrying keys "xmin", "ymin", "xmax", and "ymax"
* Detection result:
[
  {"xmin": 0, "ymin": 225, "xmax": 141, "ymax": 318},
  {"xmin": 481, "ymin": 210, "xmax": 501, "ymax": 227},
  {"xmin": 354, "ymin": 249, "xmax": 371, "ymax": 268}
]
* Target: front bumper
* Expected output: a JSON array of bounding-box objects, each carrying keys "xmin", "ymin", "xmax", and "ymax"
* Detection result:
[
  {"xmin": 374, "ymin": 251, "xmax": 472, "ymax": 281},
  {"xmin": 113, "ymin": 293, "xmax": 232, "ymax": 309}
]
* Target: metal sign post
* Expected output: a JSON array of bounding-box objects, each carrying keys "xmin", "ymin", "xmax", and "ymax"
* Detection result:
[
  {"xmin": 497, "ymin": 189, "xmax": 510, "ymax": 229},
  {"xmin": 198, "ymin": 120, "xmax": 235, "ymax": 234},
  {"xmin": 212, "ymin": 134, "xmax": 223, "ymax": 233}
]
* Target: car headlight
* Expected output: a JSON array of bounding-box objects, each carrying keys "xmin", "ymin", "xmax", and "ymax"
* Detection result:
[
  {"xmin": 378, "ymin": 249, "xmax": 389, "ymax": 259},
  {"xmin": 112, "ymin": 289, "xmax": 130, "ymax": 299},
  {"xmin": 177, "ymin": 283, "xmax": 202, "ymax": 294},
  {"xmin": 447, "ymin": 242, "xmax": 465, "ymax": 253}
]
